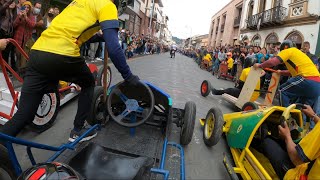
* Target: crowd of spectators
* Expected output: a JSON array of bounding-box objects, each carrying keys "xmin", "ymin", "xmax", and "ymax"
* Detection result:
[
  {"xmin": 182, "ymin": 41, "xmax": 320, "ymax": 89},
  {"xmin": 0, "ymin": 0, "xmax": 60, "ymax": 75},
  {"xmin": 80, "ymin": 28, "xmax": 170, "ymax": 61}
]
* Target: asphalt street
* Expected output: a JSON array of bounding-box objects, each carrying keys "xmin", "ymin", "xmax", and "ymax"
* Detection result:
[{"xmin": 15, "ymin": 52, "xmax": 238, "ymax": 179}]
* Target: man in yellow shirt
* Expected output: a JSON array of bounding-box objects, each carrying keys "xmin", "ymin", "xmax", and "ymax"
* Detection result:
[
  {"xmin": 261, "ymin": 105, "xmax": 320, "ymax": 179},
  {"xmin": 226, "ymin": 52, "xmax": 234, "ymax": 72},
  {"xmin": 212, "ymin": 57, "xmax": 260, "ymax": 102},
  {"xmin": 254, "ymin": 40, "xmax": 320, "ymax": 107},
  {"xmin": 0, "ymin": 0, "xmax": 139, "ymax": 142}
]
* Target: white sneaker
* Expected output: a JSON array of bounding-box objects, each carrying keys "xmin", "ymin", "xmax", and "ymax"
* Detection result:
[{"xmin": 95, "ymin": 57, "xmax": 103, "ymax": 61}]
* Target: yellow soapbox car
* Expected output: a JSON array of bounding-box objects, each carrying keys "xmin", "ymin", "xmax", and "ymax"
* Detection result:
[{"xmin": 199, "ymin": 104, "xmax": 310, "ymax": 180}]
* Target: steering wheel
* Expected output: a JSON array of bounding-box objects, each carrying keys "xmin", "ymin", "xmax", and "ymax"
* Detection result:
[
  {"xmin": 280, "ymin": 103, "xmax": 306, "ymax": 141},
  {"xmin": 107, "ymin": 81, "xmax": 155, "ymax": 128}
]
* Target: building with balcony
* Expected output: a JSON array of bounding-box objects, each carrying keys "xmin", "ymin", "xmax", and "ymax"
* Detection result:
[
  {"xmin": 208, "ymin": 0, "xmax": 244, "ymax": 48},
  {"xmin": 240, "ymin": 0, "xmax": 320, "ymax": 54}
]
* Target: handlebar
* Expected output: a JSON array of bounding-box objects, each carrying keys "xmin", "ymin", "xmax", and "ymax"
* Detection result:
[
  {"xmin": 280, "ymin": 103, "xmax": 306, "ymax": 127},
  {"xmin": 263, "ymin": 68, "xmax": 277, "ymax": 73}
]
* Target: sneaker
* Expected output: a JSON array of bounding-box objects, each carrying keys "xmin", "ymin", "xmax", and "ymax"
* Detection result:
[
  {"xmin": 212, "ymin": 88, "xmax": 218, "ymax": 95},
  {"xmin": 95, "ymin": 57, "xmax": 103, "ymax": 61},
  {"xmin": 68, "ymin": 128, "xmax": 97, "ymax": 142}
]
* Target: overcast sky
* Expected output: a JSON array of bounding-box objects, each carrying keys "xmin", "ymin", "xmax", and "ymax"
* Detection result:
[{"xmin": 162, "ymin": 0, "xmax": 231, "ymax": 39}]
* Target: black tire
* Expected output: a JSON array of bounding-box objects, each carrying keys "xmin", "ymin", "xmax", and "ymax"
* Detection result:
[
  {"xmin": 241, "ymin": 102, "xmax": 259, "ymax": 111},
  {"xmin": 0, "ymin": 145, "xmax": 17, "ymax": 180},
  {"xmin": 30, "ymin": 92, "xmax": 60, "ymax": 132},
  {"xmin": 97, "ymin": 66, "xmax": 112, "ymax": 89},
  {"xmin": 200, "ymin": 80, "xmax": 211, "ymax": 97},
  {"xmin": 203, "ymin": 107, "xmax": 224, "ymax": 147},
  {"xmin": 180, "ymin": 101, "xmax": 196, "ymax": 145},
  {"xmin": 87, "ymin": 86, "xmax": 107, "ymax": 125}
]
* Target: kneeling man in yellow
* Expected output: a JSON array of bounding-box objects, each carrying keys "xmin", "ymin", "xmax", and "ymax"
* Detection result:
[{"xmin": 211, "ymin": 57, "xmax": 260, "ymax": 102}]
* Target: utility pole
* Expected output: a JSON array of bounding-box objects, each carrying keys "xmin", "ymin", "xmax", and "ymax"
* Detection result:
[{"xmin": 148, "ymin": 0, "xmax": 155, "ymax": 36}]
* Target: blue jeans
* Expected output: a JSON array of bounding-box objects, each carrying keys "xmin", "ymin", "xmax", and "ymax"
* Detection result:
[{"xmin": 280, "ymin": 76, "xmax": 320, "ymax": 107}]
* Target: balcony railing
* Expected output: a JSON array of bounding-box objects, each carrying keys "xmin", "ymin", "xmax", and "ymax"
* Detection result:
[
  {"xmin": 234, "ymin": 16, "xmax": 241, "ymax": 27},
  {"xmin": 220, "ymin": 24, "xmax": 225, "ymax": 32},
  {"xmin": 247, "ymin": 6, "xmax": 287, "ymax": 30}
]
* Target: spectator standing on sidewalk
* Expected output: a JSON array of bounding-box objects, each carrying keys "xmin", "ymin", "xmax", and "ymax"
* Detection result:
[
  {"xmin": 0, "ymin": 0, "xmax": 17, "ymax": 71},
  {"xmin": 31, "ymin": 1, "xmax": 43, "ymax": 41},
  {"xmin": 13, "ymin": 1, "xmax": 35, "ymax": 74}
]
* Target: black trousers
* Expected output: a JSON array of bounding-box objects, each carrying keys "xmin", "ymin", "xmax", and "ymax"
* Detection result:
[
  {"xmin": 214, "ymin": 88, "xmax": 241, "ymax": 98},
  {"xmin": 258, "ymin": 138, "xmax": 295, "ymax": 179},
  {"xmin": 0, "ymin": 50, "xmax": 95, "ymax": 137}
]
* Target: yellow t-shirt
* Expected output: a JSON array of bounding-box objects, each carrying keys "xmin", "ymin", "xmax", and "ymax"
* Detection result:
[
  {"xmin": 277, "ymin": 48, "xmax": 320, "ymax": 77},
  {"xmin": 239, "ymin": 67, "xmax": 260, "ymax": 101},
  {"xmin": 227, "ymin": 58, "xmax": 234, "ymax": 69},
  {"xmin": 203, "ymin": 54, "xmax": 212, "ymax": 62},
  {"xmin": 284, "ymin": 121, "xmax": 320, "ymax": 180},
  {"xmin": 32, "ymin": 0, "xmax": 118, "ymax": 57}
]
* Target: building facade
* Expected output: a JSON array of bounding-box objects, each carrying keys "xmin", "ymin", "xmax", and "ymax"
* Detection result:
[
  {"xmin": 208, "ymin": 0, "xmax": 244, "ymax": 48},
  {"xmin": 240, "ymin": 0, "xmax": 320, "ymax": 54}
]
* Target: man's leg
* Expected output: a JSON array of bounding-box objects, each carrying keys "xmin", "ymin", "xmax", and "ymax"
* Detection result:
[
  {"xmin": 280, "ymin": 77, "xmax": 320, "ymax": 107},
  {"xmin": 212, "ymin": 87, "xmax": 241, "ymax": 97},
  {"xmin": 61, "ymin": 61, "xmax": 95, "ymax": 142},
  {"xmin": 261, "ymin": 138, "xmax": 295, "ymax": 179},
  {"xmin": 0, "ymin": 64, "xmax": 50, "ymax": 137}
]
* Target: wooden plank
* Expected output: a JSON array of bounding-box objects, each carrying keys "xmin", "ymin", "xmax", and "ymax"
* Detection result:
[
  {"xmin": 235, "ymin": 67, "xmax": 263, "ymax": 109},
  {"xmin": 263, "ymin": 72, "xmax": 280, "ymax": 106},
  {"xmin": 222, "ymin": 93, "xmax": 238, "ymax": 104}
]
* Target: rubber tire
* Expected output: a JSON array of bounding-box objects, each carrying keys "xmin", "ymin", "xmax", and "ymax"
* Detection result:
[
  {"xmin": 87, "ymin": 86, "xmax": 106, "ymax": 125},
  {"xmin": 180, "ymin": 101, "xmax": 196, "ymax": 145},
  {"xmin": 0, "ymin": 145, "xmax": 16, "ymax": 180},
  {"xmin": 97, "ymin": 66, "xmax": 112, "ymax": 89},
  {"xmin": 200, "ymin": 80, "xmax": 211, "ymax": 97},
  {"xmin": 203, "ymin": 107, "xmax": 224, "ymax": 147},
  {"xmin": 241, "ymin": 102, "xmax": 259, "ymax": 111},
  {"xmin": 30, "ymin": 92, "xmax": 60, "ymax": 132}
]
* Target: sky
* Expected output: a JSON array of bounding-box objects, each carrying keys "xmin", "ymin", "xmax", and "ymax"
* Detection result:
[{"xmin": 162, "ymin": 0, "xmax": 231, "ymax": 39}]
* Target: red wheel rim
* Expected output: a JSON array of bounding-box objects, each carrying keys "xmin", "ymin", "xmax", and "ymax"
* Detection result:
[
  {"xmin": 244, "ymin": 106, "xmax": 253, "ymax": 111},
  {"xmin": 201, "ymin": 83, "xmax": 208, "ymax": 94}
]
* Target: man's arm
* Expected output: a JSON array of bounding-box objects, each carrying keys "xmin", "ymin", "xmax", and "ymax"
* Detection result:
[
  {"xmin": 101, "ymin": 27, "xmax": 132, "ymax": 80},
  {"xmin": 280, "ymin": 127, "xmax": 304, "ymax": 166},
  {"xmin": 0, "ymin": 0, "xmax": 14, "ymax": 14},
  {"xmin": 254, "ymin": 56, "xmax": 282, "ymax": 69}
]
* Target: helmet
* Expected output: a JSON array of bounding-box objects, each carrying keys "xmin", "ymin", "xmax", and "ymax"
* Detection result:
[
  {"xmin": 113, "ymin": 0, "xmax": 127, "ymax": 15},
  {"xmin": 280, "ymin": 40, "xmax": 296, "ymax": 51},
  {"xmin": 243, "ymin": 57, "xmax": 256, "ymax": 68},
  {"xmin": 18, "ymin": 162, "xmax": 82, "ymax": 180}
]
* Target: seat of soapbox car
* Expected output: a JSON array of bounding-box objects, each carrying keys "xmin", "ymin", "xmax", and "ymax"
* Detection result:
[{"xmin": 200, "ymin": 104, "xmax": 307, "ymax": 180}]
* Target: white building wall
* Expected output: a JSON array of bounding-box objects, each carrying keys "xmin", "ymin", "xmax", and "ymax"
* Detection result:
[
  {"xmin": 265, "ymin": 0, "xmax": 272, "ymax": 10},
  {"xmin": 240, "ymin": 21, "xmax": 320, "ymax": 54},
  {"xmin": 308, "ymin": 0, "xmax": 320, "ymax": 15}
]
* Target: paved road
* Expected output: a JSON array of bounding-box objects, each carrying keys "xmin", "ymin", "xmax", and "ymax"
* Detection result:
[{"xmin": 15, "ymin": 52, "xmax": 238, "ymax": 179}]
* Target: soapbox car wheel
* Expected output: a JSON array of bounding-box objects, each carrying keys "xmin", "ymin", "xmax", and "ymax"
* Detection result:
[
  {"xmin": 0, "ymin": 145, "xmax": 16, "ymax": 180},
  {"xmin": 180, "ymin": 101, "xmax": 196, "ymax": 145},
  {"xmin": 87, "ymin": 86, "xmax": 107, "ymax": 125},
  {"xmin": 107, "ymin": 81, "xmax": 155, "ymax": 128},
  {"xmin": 200, "ymin": 80, "xmax": 211, "ymax": 97},
  {"xmin": 97, "ymin": 66, "xmax": 112, "ymax": 89},
  {"xmin": 241, "ymin": 102, "xmax": 259, "ymax": 111},
  {"xmin": 203, "ymin": 107, "xmax": 224, "ymax": 147},
  {"xmin": 31, "ymin": 92, "xmax": 60, "ymax": 132}
]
